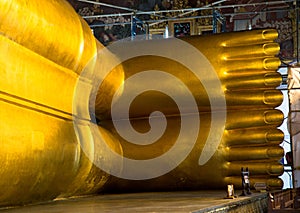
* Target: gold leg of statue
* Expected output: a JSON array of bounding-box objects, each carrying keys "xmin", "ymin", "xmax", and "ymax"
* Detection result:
[{"xmin": 0, "ymin": 0, "xmax": 284, "ymax": 207}]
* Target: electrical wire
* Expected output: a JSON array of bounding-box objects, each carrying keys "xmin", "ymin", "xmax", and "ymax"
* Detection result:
[{"xmin": 79, "ymin": 0, "xmax": 294, "ymax": 19}]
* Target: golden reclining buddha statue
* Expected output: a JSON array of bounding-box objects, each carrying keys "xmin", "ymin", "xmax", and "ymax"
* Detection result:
[{"xmin": 0, "ymin": 0, "xmax": 284, "ymax": 207}]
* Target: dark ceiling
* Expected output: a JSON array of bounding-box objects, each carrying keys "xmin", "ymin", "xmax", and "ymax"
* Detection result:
[{"xmin": 66, "ymin": 0, "xmax": 291, "ymax": 13}]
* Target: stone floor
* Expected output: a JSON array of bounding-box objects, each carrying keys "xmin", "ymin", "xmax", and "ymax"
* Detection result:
[{"xmin": 0, "ymin": 191, "xmax": 268, "ymax": 213}]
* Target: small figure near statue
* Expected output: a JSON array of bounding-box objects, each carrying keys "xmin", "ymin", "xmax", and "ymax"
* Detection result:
[{"xmin": 241, "ymin": 167, "xmax": 251, "ymax": 196}]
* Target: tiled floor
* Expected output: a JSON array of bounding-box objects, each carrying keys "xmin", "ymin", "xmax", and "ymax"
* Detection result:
[{"xmin": 0, "ymin": 191, "xmax": 267, "ymax": 213}]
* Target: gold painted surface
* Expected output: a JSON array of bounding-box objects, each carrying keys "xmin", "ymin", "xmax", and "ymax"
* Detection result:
[
  {"xmin": 101, "ymin": 29, "xmax": 284, "ymax": 192},
  {"xmin": 0, "ymin": 0, "xmax": 96, "ymax": 73},
  {"xmin": 0, "ymin": 34, "xmax": 77, "ymax": 115},
  {"xmin": 0, "ymin": 0, "xmax": 284, "ymax": 207},
  {"xmin": 0, "ymin": 0, "xmax": 122, "ymax": 207}
]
